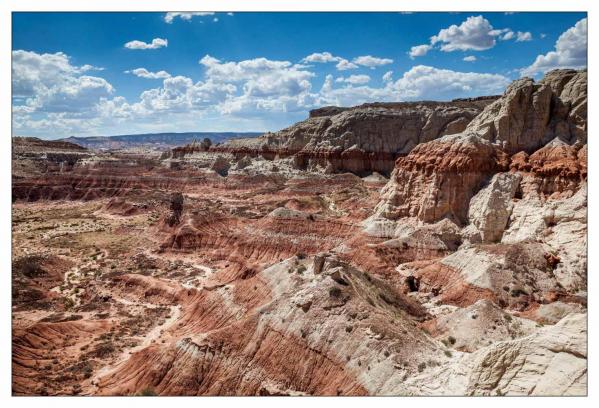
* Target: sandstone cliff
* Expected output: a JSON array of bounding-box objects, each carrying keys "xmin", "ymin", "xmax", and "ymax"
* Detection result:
[
  {"xmin": 466, "ymin": 69, "xmax": 586, "ymax": 153},
  {"xmin": 168, "ymin": 98, "xmax": 498, "ymax": 175}
]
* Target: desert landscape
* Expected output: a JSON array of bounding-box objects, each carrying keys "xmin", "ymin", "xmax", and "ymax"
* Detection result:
[{"xmin": 12, "ymin": 67, "xmax": 587, "ymax": 396}]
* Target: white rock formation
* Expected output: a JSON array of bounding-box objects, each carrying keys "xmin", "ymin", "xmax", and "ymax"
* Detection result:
[{"xmin": 467, "ymin": 172, "xmax": 521, "ymax": 242}]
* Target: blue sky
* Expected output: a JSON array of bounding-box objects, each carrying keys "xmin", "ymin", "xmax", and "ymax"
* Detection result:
[{"xmin": 12, "ymin": 12, "xmax": 587, "ymax": 138}]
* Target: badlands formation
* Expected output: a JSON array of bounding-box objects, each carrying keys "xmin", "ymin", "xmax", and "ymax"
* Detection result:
[{"xmin": 12, "ymin": 69, "xmax": 587, "ymax": 396}]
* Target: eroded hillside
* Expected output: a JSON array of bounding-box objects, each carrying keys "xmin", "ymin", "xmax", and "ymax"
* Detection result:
[{"xmin": 12, "ymin": 69, "xmax": 587, "ymax": 396}]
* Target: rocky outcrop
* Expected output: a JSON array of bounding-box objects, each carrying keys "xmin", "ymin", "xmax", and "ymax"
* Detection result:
[
  {"xmin": 12, "ymin": 137, "xmax": 87, "ymax": 153},
  {"xmin": 209, "ymin": 156, "xmax": 231, "ymax": 176},
  {"xmin": 373, "ymin": 133, "xmax": 508, "ymax": 225},
  {"xmin": 398, "ymin": 242, "xmax": 570, "ymax": 310},
  {"xmin": 12, "ymin": 137, "xmax": 91, "ymax": 178},
  {"xmin": 422, "ymin": 299, "xmax": 537, "ymax": 352},
  {"xmin": 169, "ymin": 99, "xmax": 496, "ymax": 175},
  {"xmin": 370, "ymin": 69, "xmax": 587, "ymax": 253},
  {"xmin": 466, "ymin": 172, "xmax": 521, "ymax": 243},
  {"xmin": 463, "ymin": 312, "xmax": 587, "ymax": 396},
  {"xmin": 511, "ymin": 139, "xmax": 586, "ymax": 199},
  {"xmin": 502, "ymin": 183, "xmax": 587, "ymax": 291},
  {"xmin": 466, "ymin": 69, "xmax": 586, "ymax": 153}
]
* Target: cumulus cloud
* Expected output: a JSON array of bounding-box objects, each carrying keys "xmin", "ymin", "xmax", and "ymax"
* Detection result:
[
  {"xmin": 335, "ymin": 59, "xmax": 358, "ymax": 71},
  {"xmin": 301, "ymin": 52, "xmax": 391, "ymax": 70},
  {"xmin": 125, "ymin": 68, "xmax": 171, "ymax": 79},
  {"xmin": 318, "ymin": 65, "xmax": 510, "ymax": 107},
  {"xmin": 393, "ymin": 65, "xmax": 510, "ymax": 100},
  {"xmin": 301, "ymin": 52, "xmax": 340, "ymax": 64},
  {"xmin": 199, "ymin": 55, "xmax": 313, "ymax": 90},
  {"xmin": 409, "ymin": 16, "xmax": 536, "ymax": 59},
  {"xmin": 432, "ymin": 15, "xmax": 497, "ymax": 51},
  {"xmin": 124, "ymin": 38, "xmax": 168, "ymax": 50},
  {"xmin": 516, "ymin": 31, "xmax": 532, "ymax": 42},
  {"xmin": 335, "ymin": 74, "xmax": 371, "ymax": 85},
  {"xmin": 463, "ymin": 55, "xmax": 477, "ymax": 62},
  {"xmin": 198, "ymin": 55, "xmax": 316, "ymax": 115},
  {"xmin": 13, "ymin": 50, "xmax": 515, "ymax": 137},
  {"xmin": 164, "ymin": 12, "xmax": 214, "ymax": 23},
  {"xmin": 500, "ymin": 30, "xmax": 515, "ymax": 41},
  {"xmin": 521, "ymin": 18, "xmax": 587, "ymax": 76},
  {"xmin": 12, "ymin": 50, "xmax": 114, "ymax": 114},
  {"xmin": 352, "ymin": 55, "xmax": 393, "ymax": 68},
  {"xmin": 317, "ymin": 74, "xmax": 395, "ymax": 106},
  {"xmin": 409, "ymin": 44, "xmax": 432, "ymax": 59}
]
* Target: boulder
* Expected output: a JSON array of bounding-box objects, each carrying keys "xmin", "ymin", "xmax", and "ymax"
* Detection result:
[{"xmin": 210, "ymin": 156, "xmax": 231, "ymax": 176}]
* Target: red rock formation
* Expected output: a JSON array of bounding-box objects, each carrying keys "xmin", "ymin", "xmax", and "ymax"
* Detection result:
[
  {"xmin": 510, "ymin": 141, "xmax": 587, "ymax": 198},
  {"xmin": 375, "ymin": 133, "xmax": 508, "ymax": 225}
]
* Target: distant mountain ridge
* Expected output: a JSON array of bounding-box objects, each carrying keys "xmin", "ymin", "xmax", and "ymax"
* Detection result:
[{"xmin": 59, "ymin": 132, "xmax": 263, "ymax": 150}]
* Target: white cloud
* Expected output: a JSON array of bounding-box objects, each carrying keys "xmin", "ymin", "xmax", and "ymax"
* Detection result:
[
  {"xmin": 335, "ymin": 74, "xmax": 371, "ymax": 85},
  {"xmin": 227, "ymin": 13, "xmax": 234, "ymax": 17},
  {"xmin": 198, "ymin": 55, "xmax": 317, "ymax": 116},
  {"xmin": 164, "ymin": 12, "xmax": 214, "ymax": 23},
  {"xmin": 200, "ymin": 55, "xmax": 314, "ymax": 89},
  {"xmin": 463, "ymin": 55, "xmax": 477, "ymax": 62},
  {"xmin": 409, "ymin": 44, "xmax": 432, "ymax": 59},
  {"xmin": 410, "ymin": 16, "xmax": 535, "ymax": 59},
  {"xmin": 352, "ymin": 55, "xmax": 393, "ymax": 68},
  {"xmin": 13, "ymin": 50, "xmax": 516, "ymax": 137},
  {"xmin": 521, "ymin": 18, "xmax": 587, "ymax": 76},
  {"xmin": 301, "ymin": 52, "xmax": 340, "ymax": 64},
  {"xmin": 213, "ymin": 18, "xmax": 219, "ymax": 23},
  {"xmin": 12, "ymin": 50, "xmax": 114, "ymax": 114},
  {"xmin": 125, "ymin": 68, "xmax": 171, "ymax": 79},
  {"xmin": 500, "ymin": 30, "xmax": 515, "ymax": 41},
  {"xmin": 516, "ymin": 31, "xmax": 532, "ymax": 42},
  {"xmin": 318, "ymin": 65, "xmax": 510, "ymax": 107},
  {"xmin": 393, "ymin": 65, "xmax": 510, "ymax": 100},
  {"xmin": 335, "ymin": 59, "xmax": 358, "ymax": 71},
  {"xmin": 301, "ymin": 52, "xmax": 391, "ymax": 70},
  {"xmin": 317, "ymin": 74, "xmax": 396, "ymax": 106},
  {"xmin": 431, "ymin": 15, "xmax": 497, "ymax": 52},
  {"xmin": 124, "ymin": 38, "xmax": 168, "ymax": 50}
]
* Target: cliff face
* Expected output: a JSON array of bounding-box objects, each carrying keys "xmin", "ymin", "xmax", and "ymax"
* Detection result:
[
  {"xmin": 169, "ymin": 70, "xmax": 586, "ymax": 177},
  {"xmin": 168, "ymin": 98, "xmax": 498, "ymax": 175},
  {"xmin": 374, "ymin": 133, "xmax": 509, "ymax": 225},
  {"xmin": 369, "ymin": 68, "xmax": 587, "ymax": 309},
  {"xmin": 12, "ymin": 137, "xmax": 92, "ymax": 178},
  {"xmin": 373, "ymin": 69, "xmax": 587, "ymax": 228},
  {"xmin": 466, "ymin": 69, "xmax": 587, "ymax": 153}
]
